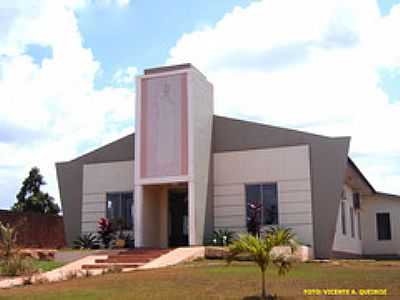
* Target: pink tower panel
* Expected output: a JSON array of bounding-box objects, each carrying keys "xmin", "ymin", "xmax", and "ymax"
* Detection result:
[{"xmin": 140, "ymin": 74, "xmax": 188, "ymax": 178}]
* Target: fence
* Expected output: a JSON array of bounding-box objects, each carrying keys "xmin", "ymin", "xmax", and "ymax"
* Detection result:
[{"xmin": 0, "ymin": 210, "xmax": 66, "ymax": 249}]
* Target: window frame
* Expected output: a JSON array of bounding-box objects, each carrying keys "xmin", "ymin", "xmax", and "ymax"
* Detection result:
[
  {"xmin": 105, "ymin": 190, "xmax": 134, "ymax": 230},
  {"xmin": 245, "ymin": 182, "xmax": 278, "ymax": 226},
  {"xmin": 350, "ymin": 206, "xmax": 355, "ymax": 238},
  {"xmin": 356, "ymin": 211, "xmax": 362, "ymax": 240},
  {"xmin": 341, "ymin": 200, "xmax": 346, "ymax": 235},
  {"xmin": 376, "ymin": 213, "xmax": 391, "ymax": 241}
]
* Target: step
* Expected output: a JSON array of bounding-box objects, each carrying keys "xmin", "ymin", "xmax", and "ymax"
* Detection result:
[
  {"xmin": 95, "ymin": 257, "xmax": 152, "ymax": 264},
  {"xmin": 117, "ymin": 250, "xmax": 169, "ymax": 256},
  {"xmin": 81, "ymin": 263, "xmax": 144, "ymax": 270},
  {"xmin": 115, "ymin": 253, "xmax": 165, "ymax": 257}
]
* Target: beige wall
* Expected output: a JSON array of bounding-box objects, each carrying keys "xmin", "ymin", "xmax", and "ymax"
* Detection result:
[
  {"xmin": 82, "ymin": 160, "xmax": 134, "ymax": 234},
  {"xmin": 188, "ymin": 69, "xmax": 213, "ymax": 245},
  {"xmin": 332, "ymin": 185, "xmax": 363, "ymax": 254},
  {"xmin": 361, "ymin": 195, "xmax": 400, "ymax": 255},
  {"xmin": 213, "ymin": 145, "xmax": 314, "ymax": 246}
]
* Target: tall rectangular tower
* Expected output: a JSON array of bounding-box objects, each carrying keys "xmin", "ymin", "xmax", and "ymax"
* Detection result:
[{"xmin": 134, "ymin": 64, "xmax": 213, "ymax": 247}]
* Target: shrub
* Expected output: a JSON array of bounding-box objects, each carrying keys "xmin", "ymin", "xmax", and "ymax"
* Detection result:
[
  {"xmin": 121, "ymin": 232, "xmax": 135, "ymax": 249},
  {"xmin": 0, "ymin": 222, "xmax": 39, "ymax": 277},
  {"xmin": 0, "ymin": 222, "xmax": 19, "ymax": 258},
  {"xmin": 97, "ymin": 218, "xmax": 114, "ymax": 248},
  {"xmin": 209, "ymin": 229, "xmax": 235, "ymax": 246},
  {"xmin": 0, "ymin": 256, "xmax": 37, "ymax": 277},
  {"xmin": 73, "ymin": 233, "xmax": 100, "ymax": 249},
  {"xmin": 247, "ymin": 201, "xmax": 262, "ymax": 237}
]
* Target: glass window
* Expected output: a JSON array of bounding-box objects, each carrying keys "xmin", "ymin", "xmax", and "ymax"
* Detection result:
[
  {"xmin": 350, "ymin": 207, "xmax": 355, "ymax": 238},
  {"xmin": 246, "ymin": 183, "xmax": 278, "ymax": 226},
  {"xmin": 357, "ymin": 211, "xmax": 362, "ymax": 240},
  {"xmin": 376, "ymin": 213, "xmax": 391, "ymax": 241},
  {"xmin": 341, "ymin": 201, "xmax": 346, "ymax": 235},
  {"xmin": 106, "ymin": 192, "xmax": 134, "ymax": 230}
]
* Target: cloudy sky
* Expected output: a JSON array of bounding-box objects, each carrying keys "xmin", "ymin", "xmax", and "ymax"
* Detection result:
[{"xmin": 0, "ymin": 0, "xmax": 399, "ymax": 210}]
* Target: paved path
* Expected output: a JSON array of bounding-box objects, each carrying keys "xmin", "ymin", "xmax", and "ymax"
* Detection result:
[{"xmin": 0, "ymin": 247, "xmax": 206, "ymax": 289}]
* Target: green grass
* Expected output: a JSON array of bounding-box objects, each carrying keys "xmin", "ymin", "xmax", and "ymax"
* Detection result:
[
  {"xmin": 1, "ymin": 260, "xmax": 399, "ymax": 299},
  {"xmin": 30, "ymin": 260, "xmax": 65, "ymax": 272}
]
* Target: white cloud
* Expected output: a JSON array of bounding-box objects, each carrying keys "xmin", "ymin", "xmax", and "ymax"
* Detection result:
[
  {"xmin": 75, "ymin": 0, "xmax": 131, "ymax": 8},
  {"xmin": 113, "ymin": 66, "xmax": 138, "ymax": 86},
  {"xmin": 0, "ymin": 0, "xmax": 134, "ymax": 209},
  {"xmin": 167, "ymin": 0, "xmax": 400, "ymax": 194},
  {"xmin": 115, "ymin": 0, "xmax": 130, "ymax": 7}
]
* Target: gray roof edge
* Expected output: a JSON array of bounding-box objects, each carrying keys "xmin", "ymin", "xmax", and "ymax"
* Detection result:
[
  {"xmin": 213, "ymin": 115, "xmax": 350, "ymax": 140},
  {"xmin": 347, "ymin": 157, "xmax": 376, "ymax": 193},
  {"xmin": 56, "ymin": 133, "xmax": 135, "ymax": 164},
  {"xmin": 375, "ymin": 191, "xmax": 400, "ymax": 199}
]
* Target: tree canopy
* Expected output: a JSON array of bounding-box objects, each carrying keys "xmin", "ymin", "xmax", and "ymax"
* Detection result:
[{"xmin": 11, "ymin": 167, "xmax": 60, "ymax": 215}]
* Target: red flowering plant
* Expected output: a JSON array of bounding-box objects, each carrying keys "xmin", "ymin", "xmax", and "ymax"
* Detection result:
[
  {"xmin": 247, "ymin": 201, "xmax": 262, "ymax": 237},
  {"xmin": 97, "ymin": 218, "xmax": 114, "ymax": 248}
]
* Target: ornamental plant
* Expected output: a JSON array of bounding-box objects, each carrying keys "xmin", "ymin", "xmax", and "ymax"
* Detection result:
[
  {"xmin": 97, "ymin": 218, "xmax": 114, "ymax": 248},
  {"xmin": 0, "ymin": 221, "xmax": 18, "ymax": 259},
  {"xmin": 0, "ymin": 222, "xmax": 36, "ymax": 276},
  {"xmin": 73, "ymin": 233, "xmax": 100, "ymax": 249},
  {"xmin": 210, "ymin": 229, "xmax": 235, "ymax": 246},
  {"xmin": 247, "ymin": 201, "xmax": 262, "ymax": 237},
  {"xmin": 227, "ymin": 227, "xmax": 298, "ymax": 300}
]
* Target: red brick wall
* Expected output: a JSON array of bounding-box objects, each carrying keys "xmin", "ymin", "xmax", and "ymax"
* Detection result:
[{"xmin": 0, "ymin": 210, "xmax": 66, "ymax": 249}]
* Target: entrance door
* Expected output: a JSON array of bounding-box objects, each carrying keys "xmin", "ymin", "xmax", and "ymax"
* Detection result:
[{"xmin": 168, "ymin": 190, "xmax": 188, "ymax": 247}]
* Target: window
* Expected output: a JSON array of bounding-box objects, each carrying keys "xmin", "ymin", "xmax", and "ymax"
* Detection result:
[
  {"xmin": 341, "ymin": 189, "xmax": 347, "ymax": 200},
  {"xmin": 353, "ymin": 192, "xmax": 360, "ymax": 209},
  {"xmin": 106, "ymin": 192, "xmax": 134, "ymax": 230},
  {"xmin": 376, "ymin": 213, "xmax": 391, "ymax": 240},
  {"xmin": 341, "ymin": 201, "xmax": 346, "ymax": 235},
  {"xmin": 350, "ymin": 207, "xmax": 355, "ymax": 238},
  {"xmin": 357, "ymin": 211, "xmax": 362, "ymax": 240},
  {"xmin": 246, "ymin": 183, "xmax": 278, "ymax": 225}
]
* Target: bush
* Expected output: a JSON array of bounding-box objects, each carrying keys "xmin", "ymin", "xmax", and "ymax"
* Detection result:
[
  {"xmin": 0, "ymin": 256, "xmax": 37, "ymax": 277},
  {"xmin": 97, "ymin": 218, "xmax": 114, "ymax": 248},
  {"xmin": 0, "ymin": 222, "xmax": 18, "ymax": 258},
  {"xmin": 209, "ymin": 229, "xmax": 235, "ymax": 246},
  {"xmin": 73, "ymin": 233, "xmax": 100, "ymax": 249},
  {"xmin": 120, "ymin": 232, "xmax": 135, "ymax": 249},
  {"xmin": 0, "ymin": 221, "xmax": 38, "ymax": 277}
]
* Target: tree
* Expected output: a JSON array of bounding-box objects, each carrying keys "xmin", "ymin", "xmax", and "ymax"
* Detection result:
[
  {"xmin": 11, "ymin": 167, "xmax": 60, "ymax": 215},
  {"xmin": 227, "ymin": 227, "xmax": 298, "ymax": 300}
]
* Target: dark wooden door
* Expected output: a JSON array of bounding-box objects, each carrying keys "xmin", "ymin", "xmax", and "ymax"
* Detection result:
[{"xmin": 168, "ymin": 190, "xmax": 188, "ymax": 247}]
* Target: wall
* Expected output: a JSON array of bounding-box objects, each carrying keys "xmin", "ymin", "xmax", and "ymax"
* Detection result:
[
  {"xmin": 361, "ymin": 195, "xmax": 400, "ymax": 255},
  {"xmin": 0, "ymin": 211, "xmax": 66, "ymax": 249},
  {"xmin": 56, "ymin": 133, "xmax": 135, "ymax": 245},
  {"xmin": 332, "ymin": 185, "xmax": 363, "ymax": 255},
  {"xmin": 139, "ymin": 74, "xmax": 188, "ymax": 178},
  {"xmin": 81, "ymin": 160, "xmax": 134, "ymax": 234},
  {"xmin": 189, "ymin": 69, "xmax": 213, "ymax": 245},
  {"xmin": 213, "ymin": 145, "xmax": 314, "ymax": 246},
  {"xmin": 212, "ymin": 116, "xmax": 350, "ymax": 258}
]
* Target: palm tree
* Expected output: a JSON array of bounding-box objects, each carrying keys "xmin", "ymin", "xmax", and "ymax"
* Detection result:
[{"xmin": 227, "ymin": 227, "xmax": 298, "ymax": 300}]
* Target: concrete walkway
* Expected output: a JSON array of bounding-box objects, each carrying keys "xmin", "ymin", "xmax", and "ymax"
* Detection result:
[
  {"xmin": 0, "ymin": 247, "xmax": 206, "ymax": 289},
  {"xmin": 0, "ymin": 254, "xmax": 108, "ymax": 289},
  {"xmin": 137, "ymin": 247, "xmax": 205, "ymax": 270}
]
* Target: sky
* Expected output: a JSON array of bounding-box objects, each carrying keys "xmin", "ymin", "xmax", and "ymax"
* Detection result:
[{"xmin": 0, "ymin": 0, "xmax": 399, "ymax": 210}]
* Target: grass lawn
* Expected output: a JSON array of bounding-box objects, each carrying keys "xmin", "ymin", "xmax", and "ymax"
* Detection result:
[
  {"xmin": 30, "ymin": 260, "xmax": 65, "ymax": 273},
  {"xmin": 1, "ymin": 259, "xmax": 399, "ymax": 299}
]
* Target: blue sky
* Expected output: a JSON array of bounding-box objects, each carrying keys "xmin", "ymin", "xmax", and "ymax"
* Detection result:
[
  {"xmin": 76, "ymin": 0, "xmax": 253, "ymax": 87},
  {"xmin": 25, "ymin": 0, "xmax": 400, "ymax": 101},
  {"xmin": 1, "ymin": 0, "xmax": 400, "ymax": 209}
]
